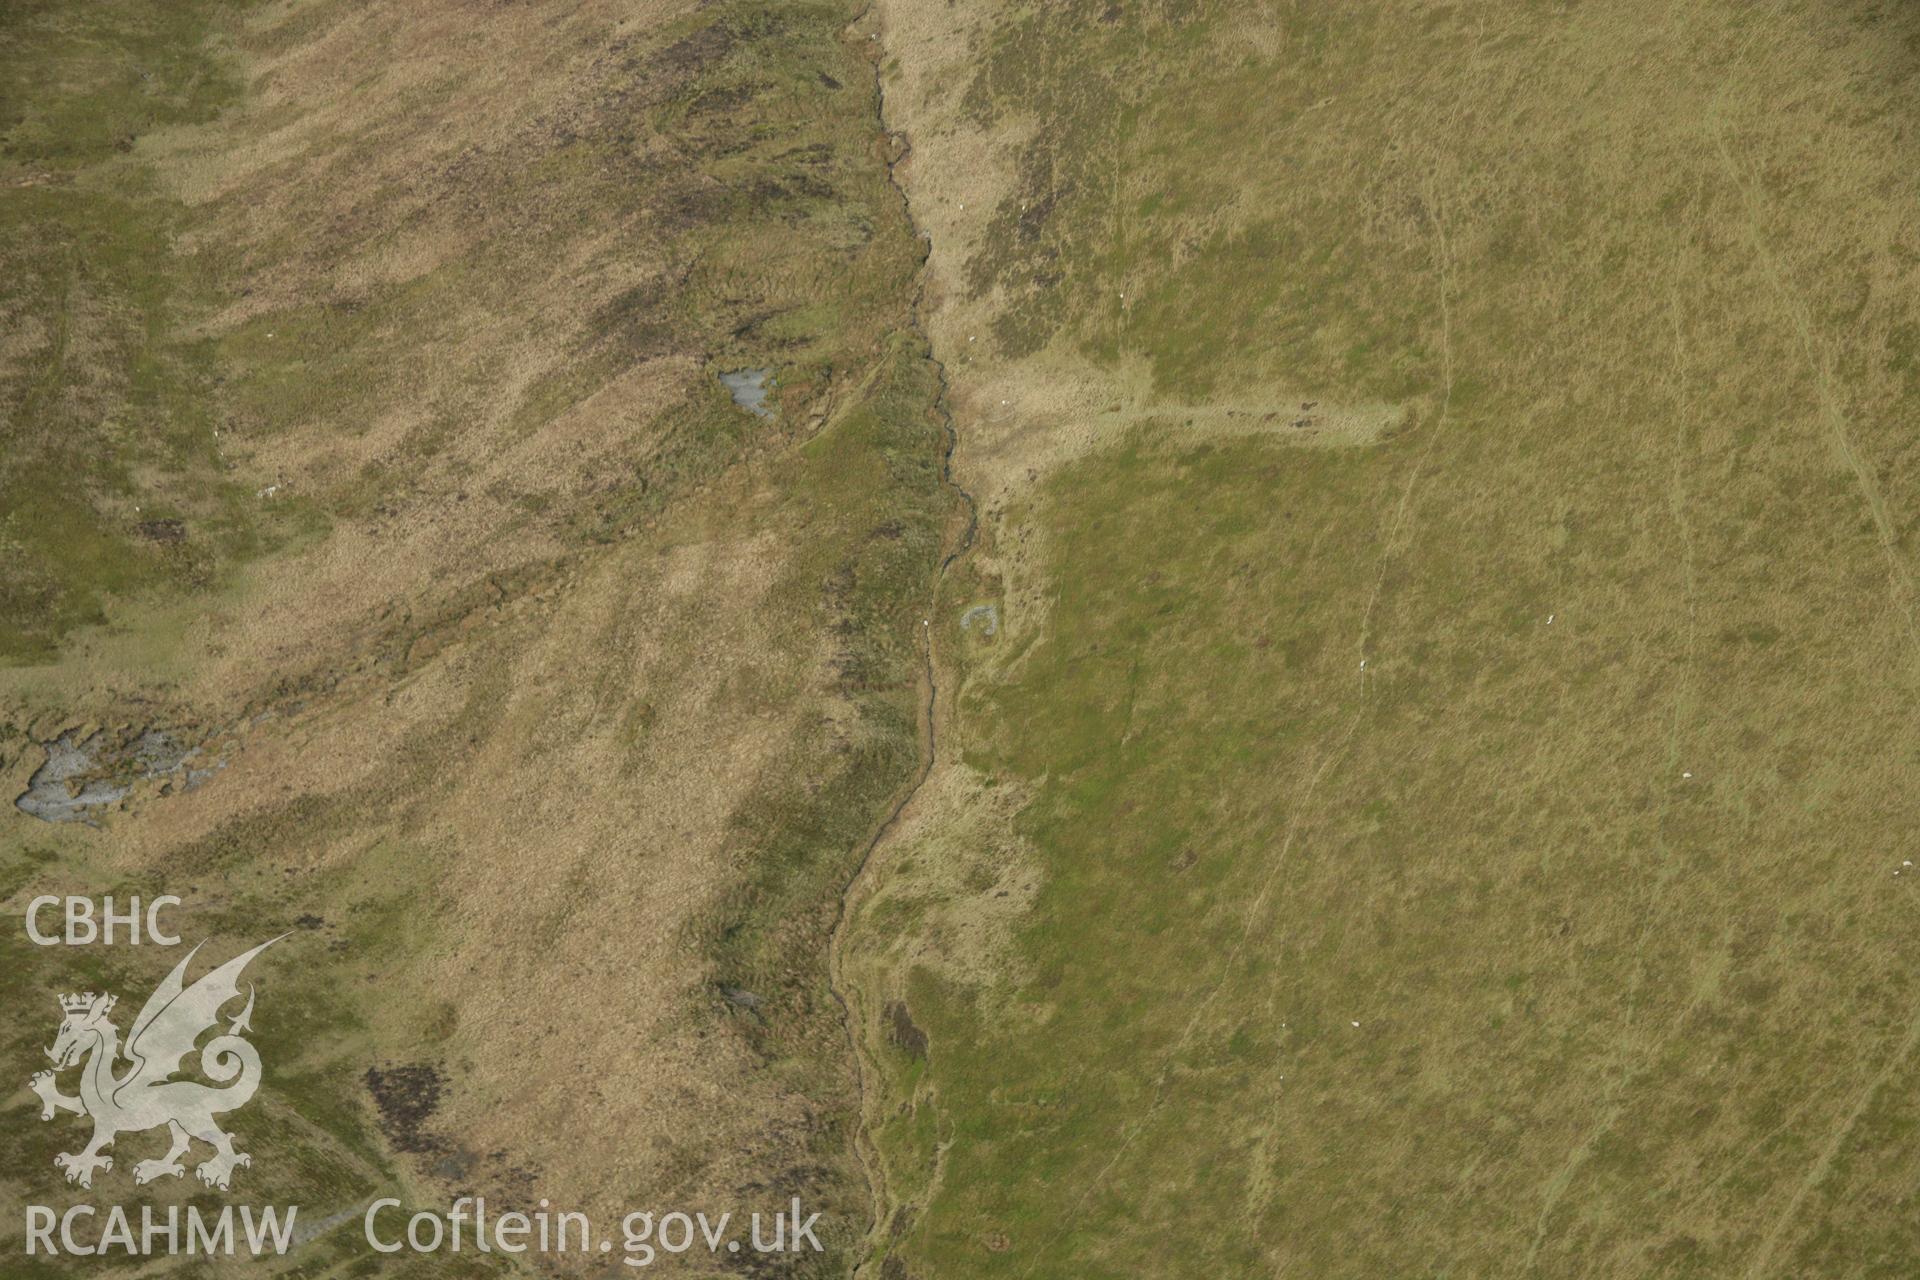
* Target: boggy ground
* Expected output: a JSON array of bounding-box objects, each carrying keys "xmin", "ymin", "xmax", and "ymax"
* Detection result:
[
  {"xmin": 847, "ymin": 1, "xmax": 1920, "ymax": 1277},
  {"xmin": 1, "ymin": 0, "xmax": 957, "ymax": 1274}
]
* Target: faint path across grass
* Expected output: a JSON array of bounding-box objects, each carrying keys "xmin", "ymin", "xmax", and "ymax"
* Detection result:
[{"xmin": 1705, "ymin": 14, "xmax": 1920, "ymax": 1276}]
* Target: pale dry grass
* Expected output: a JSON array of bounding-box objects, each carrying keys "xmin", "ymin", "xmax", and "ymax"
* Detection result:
[{"xmin": 3, "ymin": 0, "xmax": 941, "ymax": 1267}]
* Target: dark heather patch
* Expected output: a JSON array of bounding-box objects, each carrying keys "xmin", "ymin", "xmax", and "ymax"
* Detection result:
[
  {"xmin": 136, "ymin": 518, "xmax": 187, "ymax": 543},
  {"xmin": 365, "ymin": 1062, "xmax": 446, "ymax": 1154},
  {"xmin": 886, "ymin": 1000, "xmax": 928, "ymax": 1059}
]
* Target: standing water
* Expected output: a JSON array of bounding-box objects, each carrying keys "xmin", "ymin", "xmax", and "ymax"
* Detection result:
[{"xmin": 720, "ymin": 368, "xmax": 774, "ymax": 418}]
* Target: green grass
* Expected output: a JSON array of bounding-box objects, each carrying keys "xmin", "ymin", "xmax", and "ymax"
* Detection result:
[
  {"xmin": 0, "ymin": 0, "xmax": 264, "ymax": 663},
  {"xmin": 702, "ymin": 334, "xmax": 947, "ymax": 1030},
  {"xmin": 854, "ymin": 1, "xmax": 1920, "ymax": 1275}
]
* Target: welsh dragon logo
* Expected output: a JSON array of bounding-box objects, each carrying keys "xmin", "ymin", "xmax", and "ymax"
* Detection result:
[{"xmin": 28, "ymin": 937, "xmax": 281, "ymax": 1191}]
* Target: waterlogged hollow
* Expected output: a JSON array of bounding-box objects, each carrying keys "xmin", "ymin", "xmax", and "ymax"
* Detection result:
[
  {"xmin": 14, "ymin": 733, "xmax": 130, "ymax": 824},
  {"xmin": 14, "ymin": 729, "xmax": 223, "ymax": 824},
  {"xmin": 719, "ymin": 368, "xmax": 774, "ymax": 418}
]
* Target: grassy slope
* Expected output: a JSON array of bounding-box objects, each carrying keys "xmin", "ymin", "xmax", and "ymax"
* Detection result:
[
  {"xmin": 855, "ymin": 2, "xmax": 1920, "ymax": 1276},
  {"xmin": 1, "ymin": 0, "xmax": 952, "ymax": 1274},
  {"xmin": 0, "ymin": 0, "xmax": 266, "ymax": 662}
]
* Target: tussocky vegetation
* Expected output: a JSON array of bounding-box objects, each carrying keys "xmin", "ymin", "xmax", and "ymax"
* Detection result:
[
  {"xmin": 10, "ymin": 0, "xmax": 1920, "ymax": 1276},
  {"xmin": 3, "ymin": 0, "xmax": 957, "ymax": 1273}
]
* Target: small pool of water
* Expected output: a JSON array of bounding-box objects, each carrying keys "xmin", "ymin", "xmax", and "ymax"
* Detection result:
[
  {"xmin": 14, "ymin": 728, "xmax": 225, "ymax": 825},
  {"xmin": 961, "ymin": 603, "xmax": 1000, "ymax": 636},
  {"xmin": 720, "ymin": 367, "xmax": 774, "ymax": 418},
  {"xmin": 15, "ymin": 732, "xmax": 128, "ymax": 824}
]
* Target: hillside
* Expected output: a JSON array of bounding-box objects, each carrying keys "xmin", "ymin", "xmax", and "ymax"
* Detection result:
[
  {"xmin": 3, "ymin": 0, "xmax": 956, "ymax": 1273},
  {"xmin": 8, "ymin": 1, "xmax": 1920, "ymax": 1277},
  {"xmin": 845, "ymin": 1, "xmax": 1920, "ymax": 1276}
]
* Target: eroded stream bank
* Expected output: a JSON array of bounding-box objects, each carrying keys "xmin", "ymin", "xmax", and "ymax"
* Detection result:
[{"xmin": 824, "ymin": 4, "xmax": 981, "ymax": 1273}]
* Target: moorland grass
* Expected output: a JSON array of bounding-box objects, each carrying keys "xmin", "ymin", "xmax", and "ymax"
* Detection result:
[{"xmin": 856, "ymin": 1, "xmax": 1920, "ymax": 1275}]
